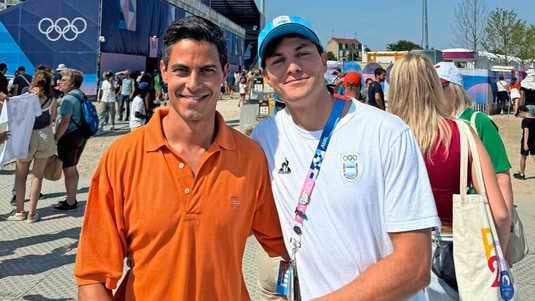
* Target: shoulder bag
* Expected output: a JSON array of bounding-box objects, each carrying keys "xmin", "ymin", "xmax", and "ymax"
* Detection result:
[{"xmin": 453, "ymin": 120, "xmax": 516, "ymax": 301}]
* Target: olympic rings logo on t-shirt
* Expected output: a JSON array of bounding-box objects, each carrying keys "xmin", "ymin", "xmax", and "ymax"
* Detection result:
[{"xmin": 38, "ymin": 17, "xmax": 87, "ymax": 42}]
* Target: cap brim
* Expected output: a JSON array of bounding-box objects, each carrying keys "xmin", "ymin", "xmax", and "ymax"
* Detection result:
[{"xmin": 259, "ymin": 23, "xmax": 321, "ymax": 66}]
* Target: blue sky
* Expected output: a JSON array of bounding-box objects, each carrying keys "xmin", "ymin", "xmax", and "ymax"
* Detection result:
[{"xmin": 258, "ymin": 0, "xmax": 535, "ymax": 50}]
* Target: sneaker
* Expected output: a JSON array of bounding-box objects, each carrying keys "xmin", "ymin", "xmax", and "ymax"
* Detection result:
[
  {"xmin": 513, "ymin": 172, "xmax": 526, "ymax": 180},
  {"xmin": 54, "ymin": 200, "xmax": 78, "ymax": 211},
  {"xmin": 6, "ymin": 211, "xmax": 27, "ymax": 221},
  {"xmin": 26, "ymin": 212, "xmax": 40, "ymax": 223}
]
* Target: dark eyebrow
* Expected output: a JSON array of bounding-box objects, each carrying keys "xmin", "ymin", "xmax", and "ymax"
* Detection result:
[
  {"xmin": 270, "ymin": 43, "xmax": 313, "ymax": 59},
  {"xmin": 295, "ymin": 43, "xmax": 312, "ymax": 51},
  {"xmin": 169, "ymin": 63, "xmax": 218, "ymax": 70}
]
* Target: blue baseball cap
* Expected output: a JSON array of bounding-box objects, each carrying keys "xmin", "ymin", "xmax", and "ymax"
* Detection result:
[{"xmin": 258, "ymin": 15, "xmax": 322, "ymax": 67}]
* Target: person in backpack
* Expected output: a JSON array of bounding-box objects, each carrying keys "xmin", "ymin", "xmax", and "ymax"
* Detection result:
[
  {"xmin": 54, "ymin": 68, "xmax": 87, "ymax": 211},
  {"xmin": 7, "ymin": 70, "xmax": 57, "ymax": 223},
  {"xmin": 12, "ymin": 66, "xmax": 33, "ymax": 96}
]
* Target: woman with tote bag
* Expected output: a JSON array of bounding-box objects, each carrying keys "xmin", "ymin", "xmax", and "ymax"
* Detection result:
[{"xmin": 388, "ymin": 53, "xmax": 512, "ymax": 300}]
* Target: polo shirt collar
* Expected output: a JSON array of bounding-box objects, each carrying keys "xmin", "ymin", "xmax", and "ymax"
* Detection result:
[{"xmin": 145, "ymin": 107, "xmax": 236, "ymax": 152}]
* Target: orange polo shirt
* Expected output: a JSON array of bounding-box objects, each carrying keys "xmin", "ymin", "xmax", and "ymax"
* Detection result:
[{"xmin": 74, "ymin": 108, "xmax": 285, "ymax": 300}]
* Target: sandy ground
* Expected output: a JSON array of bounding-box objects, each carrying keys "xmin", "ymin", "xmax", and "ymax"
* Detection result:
[{"xmin": 493, "ymin": 114, "xmax": 534, "ymax": 200}]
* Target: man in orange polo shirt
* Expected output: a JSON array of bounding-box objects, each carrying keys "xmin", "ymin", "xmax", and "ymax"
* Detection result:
[{"xmin": 74, "ymin": 16, "xmax": 286, "ymax": 300}]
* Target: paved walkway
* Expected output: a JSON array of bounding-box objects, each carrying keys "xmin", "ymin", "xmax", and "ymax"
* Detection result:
[{"xmin": 0, "ymin": 97, "xmax": 533, "ymax": 300}]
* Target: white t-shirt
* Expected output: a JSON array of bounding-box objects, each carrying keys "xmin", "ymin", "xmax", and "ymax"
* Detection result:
[
  {"xmin": 129, "ymin": 95, "xmax": 145, "ymax": 129},
  {"xmin": 100, "ymin": 80, "xmax": 116, "ymax": 103},
  {"xmin": 497, "ymin": 80, "xmax": 508, "ymax": 92},
  {"xmin": 239, "ymin": 83, "xmax": 247, "ymax": 94},
  {"xmin": 252, "ymin": 100, "xmax": 440, "ymax": 301},
  {"xmin": 0, "ymin": 93, "xmax": 42, "ymax": 165}
]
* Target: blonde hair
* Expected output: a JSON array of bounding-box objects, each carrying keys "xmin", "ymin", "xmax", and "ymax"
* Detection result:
[
  {"xmin": 446, "ymin": 83, "xmax": 473, "ymax": 115},
  {"xmin": 388, "ymin": 53, "xmax": 452, "ymax": 157}
]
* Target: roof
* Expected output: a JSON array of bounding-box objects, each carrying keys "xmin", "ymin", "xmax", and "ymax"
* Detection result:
[
  {"xmin": 209, "ymin": 0, "xmax": 260, "ymax": 25},
  {"xmin": 328, "ymin": 37, "xmax": 360, "ymax": 44}
]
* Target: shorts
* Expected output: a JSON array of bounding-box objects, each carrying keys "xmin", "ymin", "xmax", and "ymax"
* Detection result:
[
  {"xmin": 57, "ymin": 130, "xmax": 87, "ymax": 168},
  {"xmin": 520, "ymin": 142, "xmax": 535, "ymax": 156},
  {"xmin": 256, "ymin": 255, "xmax": 286, "ymax": 301},
  {"xmin": 19, "ymin": 126, "xmax": 56, "ymax": 162}
]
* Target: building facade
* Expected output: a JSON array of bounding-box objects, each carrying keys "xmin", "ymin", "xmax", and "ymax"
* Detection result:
[{"xmin": 326, "ymin": 37, "xmax": 362, "ymax": 61}]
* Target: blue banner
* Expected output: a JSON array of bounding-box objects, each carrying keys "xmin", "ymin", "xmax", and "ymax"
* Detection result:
[{"xmin": 0, "ymin": 0, "xmax": 99, "ymax": 92}]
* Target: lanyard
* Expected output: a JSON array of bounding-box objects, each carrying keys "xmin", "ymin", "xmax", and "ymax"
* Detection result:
[{"xmin": 289, "ymin": 97, "xmax": 348, "ymax": 258}]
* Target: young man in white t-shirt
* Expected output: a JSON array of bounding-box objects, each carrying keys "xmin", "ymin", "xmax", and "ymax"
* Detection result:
[
  {"xmin": 252, "ymin": 16, "xmax": 440, "ymax": 301},
  {"xmin": 129, "ymin": 82, "xmax": 148, "ymax": 130},
  {"xmin": 97, "ymin": 72, "xmax": 117, "ymax": 130}
]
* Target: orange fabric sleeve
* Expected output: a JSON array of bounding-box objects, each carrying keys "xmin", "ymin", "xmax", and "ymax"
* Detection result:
[
  {"xmin": 74, "ymin": 149, "xmax": 127, "ymax": 289},
  {"xmin": 251, "ymin": 155, "xmax": 286, "ymax": 257}
]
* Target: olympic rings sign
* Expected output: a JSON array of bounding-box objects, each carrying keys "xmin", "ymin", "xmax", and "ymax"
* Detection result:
[{"xmin": 38, "ymin": 17, "xmax": 87, "ymax": 42}]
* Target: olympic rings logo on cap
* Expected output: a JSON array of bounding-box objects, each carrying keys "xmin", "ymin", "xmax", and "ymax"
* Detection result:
[{"xmin": 38, "ymin": 17, "xmax": 87, "ymax": 42}]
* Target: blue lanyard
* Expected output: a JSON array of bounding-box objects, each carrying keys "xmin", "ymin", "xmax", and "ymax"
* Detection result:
[{"xmin": 292, "ymin": 97, "xmax": 348, "ymax": 236}]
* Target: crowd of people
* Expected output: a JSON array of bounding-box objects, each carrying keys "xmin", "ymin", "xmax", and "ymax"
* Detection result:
[
  {"xmin": 96, "ymin": 69, "xmax": 166, "ymax": 131},
  {"xmin": 1, "ymin": 65, "xmax": 89, "ymax": 222},
  {"xmin": 0, "ymin": 13, "xmax": 533, "ymax": 301}
]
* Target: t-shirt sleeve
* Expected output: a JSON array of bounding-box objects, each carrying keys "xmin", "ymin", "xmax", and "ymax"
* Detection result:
[
  {"xmin": 251, "ymin": 151, "xmax": 285, "ymax": 257},
  {"xmin": 60, "ymin": 96, "xmax": 74, "ymax": 117},
  {"xmin": 475, "ymin": 114, "xmax": 511, "ymax": 173},
  {"xmin": 383, "ymin": 128, "xmax": 441, "ymax": 232},
  {"xmin": 74, "ymin": 150, "xmax": 127, "ymax": 289},
  {"xmin": 521, "ymin": 118, "xmax": 528, "ymax": 129}
]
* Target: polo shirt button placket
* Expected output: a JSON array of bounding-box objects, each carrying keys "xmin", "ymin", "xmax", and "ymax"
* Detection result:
[
  {"xmin": 184, "ymin": 188, "xmax": 191, "ymax": 194},
  {"xmin": 178, "ymin": 162, "xmax": 185, "ymax": 169}
]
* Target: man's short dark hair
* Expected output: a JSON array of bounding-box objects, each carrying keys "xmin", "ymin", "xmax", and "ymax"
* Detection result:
[
  {"xmin": 262, "ymin": 33, "xmax": 323, "ymax": 68},
  {"xmin": 17, "ymin": 66, "xmax": 25, "ymax": 72},
  {"xmin": 374, "ymin": 67, "xmax": 386, "ymax": 77},
  {"xmin": 0, "ymin": 63, "xmax": 6, "ymax": 72},
  {"xmin": 162, "ymin": 16, "xmax": 227, "ymax": 69},
  {"xmin": 499, "ymin": 75, "xmax": 505, "ymax": 80}
]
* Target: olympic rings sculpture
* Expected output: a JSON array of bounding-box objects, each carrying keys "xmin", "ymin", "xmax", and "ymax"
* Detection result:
[{"xmin": 38, "ymin": 17, "xmax": 87, "ymax": 42}]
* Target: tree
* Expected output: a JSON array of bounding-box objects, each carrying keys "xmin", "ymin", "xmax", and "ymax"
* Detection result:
[
  {"xmin": 513, "ymin": 24, "xmax": 535, "ymax": 65},
  {"xmin": 386, "ymin": 40, "xmax": 422, "ymax": 51},
  {"xmin": 483, "ymin": 8, "xmax": 525, "ymax": 64},
  {"xmin": 452, "ymin": 0, "xmax": 488, "ymax": 53},
  {"xmin": 326, "ymin": 51, "xmax": 337, "ymax": 61}
]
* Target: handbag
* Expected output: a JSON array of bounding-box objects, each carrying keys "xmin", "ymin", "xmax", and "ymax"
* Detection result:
[
  {"xmin": 453, "ymin": 120, "xmax": 516, "ymax": 301},
  {"xmin": 510, "ymin": 205, "xmax": 528, "ymax": 264},
  {"xmin": 44, "ymin": 154, "xmax": 63, "ymax": 181},
  {"xmin": 469, "ymin": 112, "xmax": 528, "ymax": 265}
]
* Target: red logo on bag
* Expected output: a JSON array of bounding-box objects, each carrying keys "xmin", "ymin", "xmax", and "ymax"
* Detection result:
[{"xmin": 482, "ymin": 227, "xmax": 499, "ymax": 288}]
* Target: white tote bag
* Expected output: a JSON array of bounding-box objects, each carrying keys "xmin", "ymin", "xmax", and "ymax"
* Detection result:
[{"xmin": 453, "ymin": 120, "xmax": 516, "ymax": 301}]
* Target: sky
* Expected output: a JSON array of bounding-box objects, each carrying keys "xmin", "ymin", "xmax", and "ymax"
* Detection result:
[{"xmin": 257, "ymin": 0, "xmax": 535, "ymax": 51}]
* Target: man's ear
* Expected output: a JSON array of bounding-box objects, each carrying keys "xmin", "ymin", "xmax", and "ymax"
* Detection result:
[
  {"xmin": 223, "ymin": 63, "xmax": 229, "ymax": 81},
  {"xmin": 320, "ymin": 52, "xmax": 328, "ymax": 72},
  {"xmin": 262, "ymin": 68, "xmax": 272, "ymax": 87},
  {"xmin": 160, "ymin": 59, "xmax": 168, "ymax": 84}
]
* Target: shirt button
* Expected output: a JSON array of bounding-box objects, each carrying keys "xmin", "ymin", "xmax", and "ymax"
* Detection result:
[
  {"xmin": 178, "ymin": 162, "xmax": 185, "ymax": 169},
  {"xmin": 184, "ymin": 188, "xmax": 191, "ymax": 194}
]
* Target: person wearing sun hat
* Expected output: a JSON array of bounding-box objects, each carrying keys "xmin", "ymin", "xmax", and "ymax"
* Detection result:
[
  {"xmin": 252, "ymin": 15, "xmax": 440, "ymax": 301},
  {"xmin": 435, "ymin": 61, "xmax": 514, "ymax": 247}
]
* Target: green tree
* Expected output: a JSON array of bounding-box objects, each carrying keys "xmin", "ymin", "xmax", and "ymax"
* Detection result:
[
  {"xmin": 386, "ymin": 40, "xmax": 422, "ymax": 51},
  {"xmin": 513, "ymin": 24, "xmax": 535, "ymax": 65},
  {"xmin": 483, "ymin": 8, "xmax": 525, "ymax": 64},
  {"xmin": 326, "ymin": 51, "xmax": 337, "ymax": 61}
]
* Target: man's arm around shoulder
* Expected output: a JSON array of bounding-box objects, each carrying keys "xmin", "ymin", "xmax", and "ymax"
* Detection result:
[{"xmin": 314, "ymin": 229, "xmax": 432, "ymax": 301}]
